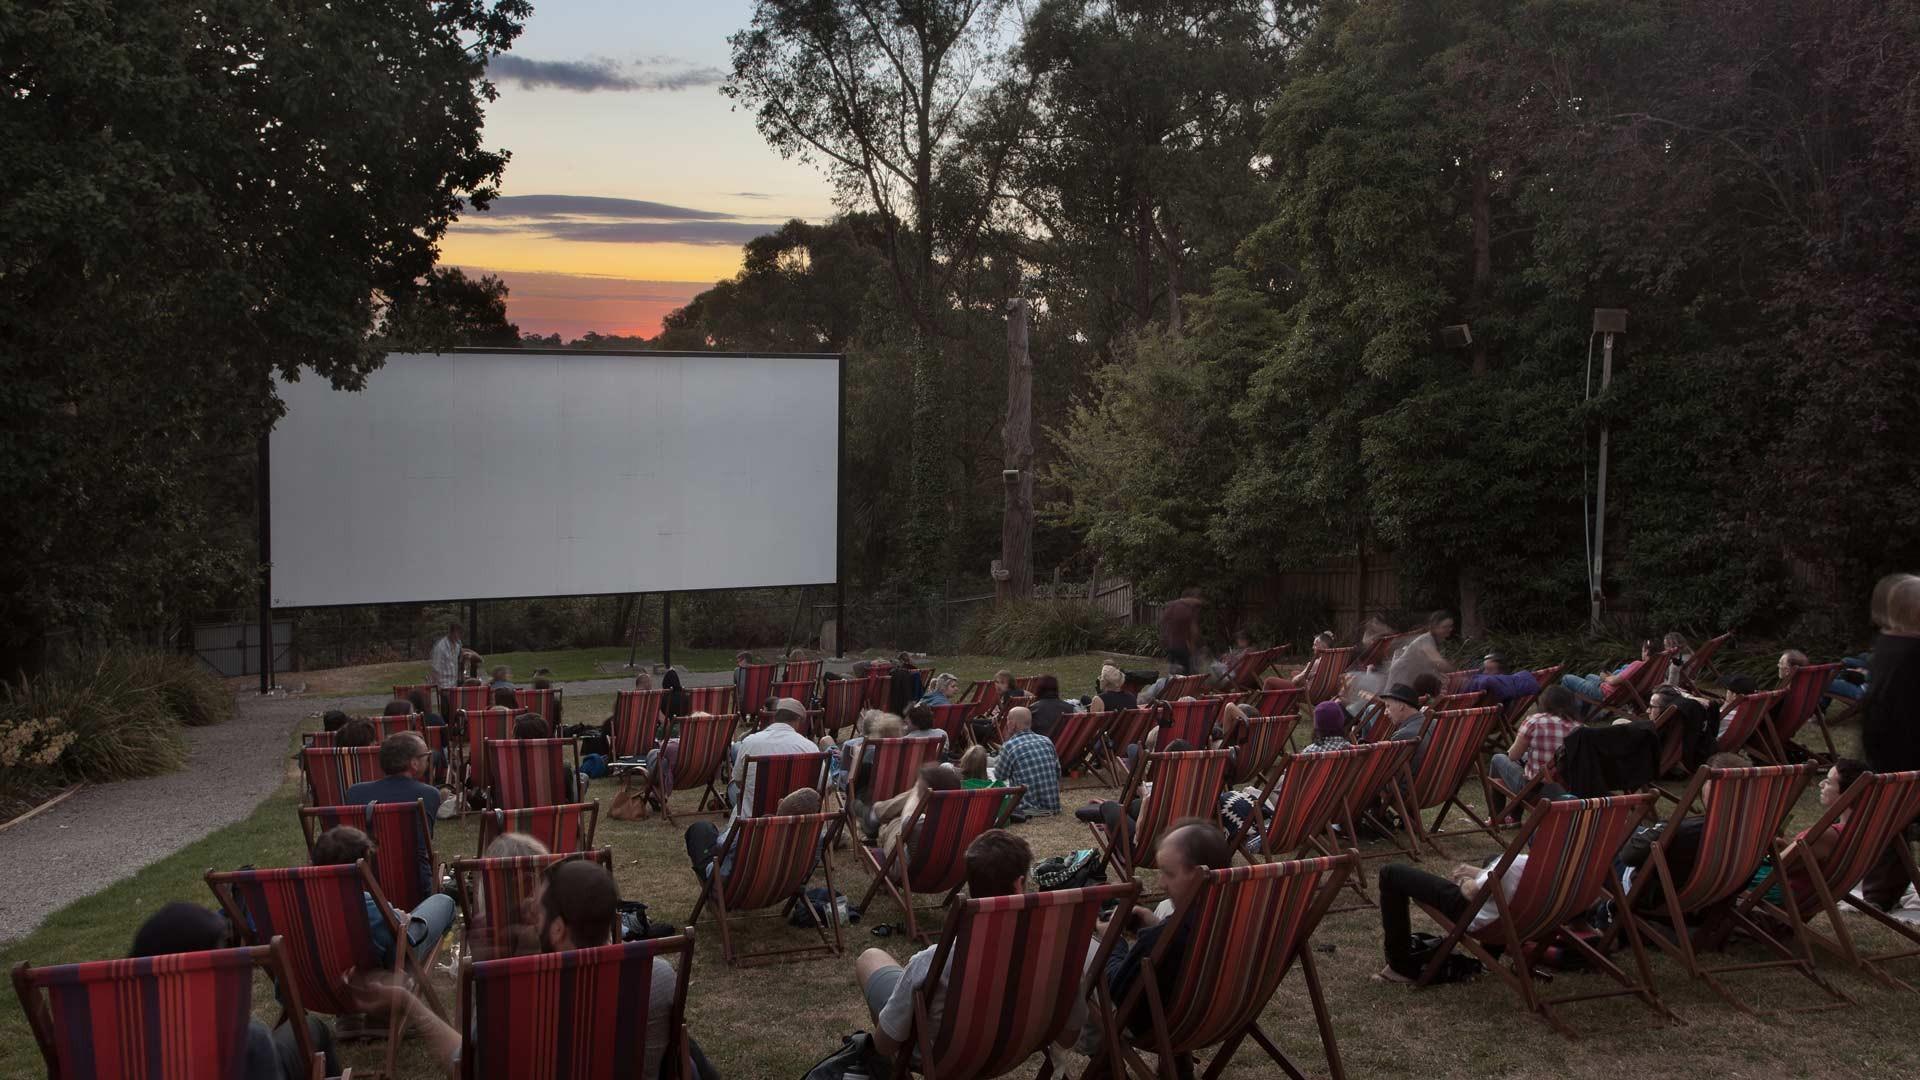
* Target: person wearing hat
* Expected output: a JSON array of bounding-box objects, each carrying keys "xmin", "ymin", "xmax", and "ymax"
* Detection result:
[
  {"xmin": 1381, "ymin": 683, "xmax": 1437, "ymax": 773},
  {"xmin": 1303, "ymin": 699, "xmax": 1354, "ymax": 754},
  {"xmin": 726, "ymin": 697, "xmax": 819, "ymax": 819}
]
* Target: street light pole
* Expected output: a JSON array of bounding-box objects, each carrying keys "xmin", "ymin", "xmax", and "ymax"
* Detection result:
[{"xmin": 1589, "ymin": 309, "xmax": 1628, "ymax": 631}]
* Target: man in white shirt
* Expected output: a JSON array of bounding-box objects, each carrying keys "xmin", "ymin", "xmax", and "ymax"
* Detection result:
[
  {"xmin": 727, "ymin": 698, "xmax": 820, "ymax": 820},
  {"xmin": 429, "ymin": 622, "xmax": 480, "ymax": 689}
]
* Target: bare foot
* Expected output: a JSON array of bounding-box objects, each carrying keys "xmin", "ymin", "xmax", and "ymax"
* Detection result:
[{"xmin": 1373, "ymin": 965, "xmax": 1413, "ymax": 984}]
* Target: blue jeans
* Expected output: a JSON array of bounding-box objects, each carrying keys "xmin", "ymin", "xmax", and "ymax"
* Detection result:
[
  {"xmin": 404, "ymin": 893, "xmax": 456, "ymax": 967},
  {"xmin": 1561, "ymin": 674, "xmax": 1606, "ymax": 700}
]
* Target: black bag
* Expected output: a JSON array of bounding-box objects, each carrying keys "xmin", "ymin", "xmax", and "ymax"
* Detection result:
[
  {"xmin": 1403, "ymin": 932, "xmax": 1483, "ymax": 983},
  {"xmin": 1032, "ymin": 849, "xmax": 1105, "ymax": 892},
  {"xmin": 803, "ymin": 1032, "xmax": 892, "ymax": 1080},
  {"xmin": 566, "ymin": 723, "xmax": 612, "ymax": 759}
]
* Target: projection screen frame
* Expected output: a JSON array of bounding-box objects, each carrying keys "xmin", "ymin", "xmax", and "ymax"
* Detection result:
[{"xmin": 256, "ymin": 348, "xmax": 847, "ymax": 692}]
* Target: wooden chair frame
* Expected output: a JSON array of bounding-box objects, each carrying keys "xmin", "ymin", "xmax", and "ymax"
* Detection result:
[
  {"xmin": 687, "ymin": 811, "xmax": 845, "ymax": 967},
  {"xmin": 856, "ymin": 785, "xmax": 1024, "ymax": 942},
  {"xmin": 1090, "ymin": 749, "xmax": 1232, "ymax": 883}
]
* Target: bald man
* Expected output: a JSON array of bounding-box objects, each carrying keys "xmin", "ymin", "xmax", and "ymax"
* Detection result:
[{"xmin": 994, "ymin": 706, "xmax": 1061, "ymax": 816}]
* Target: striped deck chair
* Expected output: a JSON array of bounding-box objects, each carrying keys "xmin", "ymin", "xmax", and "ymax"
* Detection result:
[
  {"xmin": 1353, "ymin": 629, "xmax": 1419, "ymax": 672},
  {"xmin": 685, "ymin": 685, "xmax": 735, "ymax": 717},
  {"xmin": 737, "ymin": 750, "xmax": 830, "ymax": 818},
  {"xmin": 772, "ymin": 679, "xmax": 816, "ymax": 708},
  {"xmin": 460, "ymin": 707, "xmax": 528, "ymax": 808},
  {"xmin": 361, "ymin": 712, "xmax": 423, "ymax": 738},
  {"xmin": 394, "ymin": 681, "xmax": 436, "ymax": 706},
  {"xmin": 1441, "ymin": 669, "xmax": 1477, "ymax": 694},
  {"xmin": 1606, "ymin": 763, "xmax": 1850, "ymax": 1013},
  {"xmin": 1227, "ymin": 714, "xmax": 1300, "ymax": 787},
  {"xmin": 1682, "ymin": 632, "xmax": 1733, "ymax": 686},
  {"xmin": 513, "ymin": 687, "xmax": 560, "ymax": 725},
  {"xmin": 1090, "ymin": 854, "xmax": 1358, "ymax": 1080},
  {"xmin": 475, "ymin": 801, "xmax": 600, "ymax": 856},
  {"xmin": 1296, "ymin": 646, "xmax": 1356, "ymax": 710},
  {"xmin": 1412, "ymin": 793, "xmax": 1675, "ymax": 1037},
  {"xmin": 1715, "ymin": 689, "xmax": 1785, "ymax": 755},
  {"xmin": 11, "ymin": 939, "xmax": 328, "ymax": 1080},
  {"xmin": 688, "ymin": 810, "xmax": 843, "ymax": 966},
  {"xmin": 1091, "ymin": 749, "xmax": 1232, "ymax": 882},
  {"xmin": 451, "ymin": 849, "xmax": 615, "ymax": 964},
  {"xmin": 458, "ymin": 935, "xmax": 696, "ymax": 1080},
  {"xmin": 444, "ymin": 684, "xmax": 493, "ymax": 723},
  {"xmin": 1738, "ymin": 769, "xmax": 1920, "ymax": 989},
  {"xmin": 960, "ymin": 679, "xmax": 1001, "ymax": 711},
  {"xmin": 1106, "ymin": 708, "xmax": 1157, "ymax": 763},
  {"xmin": 206, "ymin": 860, "xmax": 435, "ymax": 1078},
  {"xmin": 1159, "ymin": 674, "xmax": 1207, "ymax": 700},
  {"xmin": 1220, "ymin": 644, "xmax": 1290, "ymax": 690},
  {"xmin": 1428, "ymin": 690, "xmax": 1485, "ymax": 712},
  {"xmin": 488, "ymin": 737, "xmax": 580, "ymax": 811},
  {"xmin": 298, "ymin": 798, "xmax": 438, "ymax": 911},
  {"xmin": 1052, "ymin": 709, "xmax": 1117, "ymax": 785},
  {"xmin": 737, "ymin": 662, "xmax": 779, "ymax": 722},
  {"xmin": 891, "ymin": 882, "xmax": 1141, "ymax": 1080},
  {"xmin": 847, "ymin": 737, "xmax": 944, "ymax": 831},
  {"xmin": 1236, "ymin": 746, "xmax": 1375, "ymax": 863},
  {"xmin": 1761, "ymin": 661, "xmax": 1842, "ymax": 763},
  {"xmin": 1351, "ymin": 695, "xmax": 1392, "ymax": 743},
  {"xmin": 1570, "ymin": 649, "xmax": 1676, "ymax": 721},
  {"xmin": 1498, "ymin": 664, "xmax": 1562, "ymax": 745},
  {"xmin": 784, "ymin": 658, "xmax": 823, "ymax": 686},
  {"xmin": 1014, "ymin": 674, "xmax": 1045, "ymax": 695},
  {"xmin": 1329, "ymin": 740, "xmax": 1422, "ymax": 904},
  {"xmin": 863, "ymin": 664, "xmax": 896, "ymax": 710},
  {"xmin": 821, "ymin": 678, "xmax": 868, "ymax": 741},
  {"xmin": 925, "ymin": 703, "xmax": 976, "ymax": 749},
  {"xmin": 1402, "ymin": 706, "xmax": 1505, "ymax": 855},
  {"xmin": 612, "ymin": 689, "xmax": 667, "ymax": 758},
  {"xmin": 656, "ymin": 714, "xmax": 736, "ymax": 823},
  {"xmin": 299, "ymin": 746, "xmax": 383, "ymax": 806},
  {"xmin": 857, "ymin": 786, "xmax": 1024, "ymax": 942},
  {"xmin": 1243, "ymin": 684, "xmax": 1303, "ymax": 721},
  {"xmin": 1163, "ymin": 697, "xmax": 1222, "ymax": 748}
]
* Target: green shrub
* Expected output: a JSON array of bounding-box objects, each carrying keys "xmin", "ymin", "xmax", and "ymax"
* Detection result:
[
  {"xmin": 963, "ymin": 600, "xmax": 1146, "ymax": 659},
  {"xmin": 0, "ymin": 651, "xmax": 232, "ymax": 785},
  {"xmin": 127, "ymin": 652, "xmax": 234, "ymax": 727}
]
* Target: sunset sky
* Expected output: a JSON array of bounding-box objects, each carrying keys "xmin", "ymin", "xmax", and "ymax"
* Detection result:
[{"xmin": 441, "ymin": 1, "xmax": 836, "ymax": 339}]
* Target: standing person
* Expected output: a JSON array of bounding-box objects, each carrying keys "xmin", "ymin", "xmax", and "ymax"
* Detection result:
[
  {"xmin": 1159, "ymin": 593, "xmax": 1204, "ymax": 676},
  {"xmin": 1384, "ymin": 610, "xmax": 1455, "ymax": 690},
  {"xmin": 1860, "ymin": 573, "xmax": 1920, "ymax": 908},
  {"xmin": 429, "ymin": 622, "xmax": 480, "ymax": 691}
]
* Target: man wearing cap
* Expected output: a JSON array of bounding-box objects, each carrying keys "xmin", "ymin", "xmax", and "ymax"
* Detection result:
[
  {"xmin": 1381, "ymin": 683, "xmax": 1436, "ymax": 773},
  {"xmin": 1457, "ymin": 652, "xmax": 1541, "ymax": 704},
  {"xmin": 727, "ymin": 697, "xmax": 819, "ymax": 819}
]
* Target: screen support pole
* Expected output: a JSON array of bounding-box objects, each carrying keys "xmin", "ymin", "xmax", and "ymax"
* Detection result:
[
  {"xmin": 662, "ymin": 594, "xmax": 673, "ymax": 670},
  {"xmin": 257, "ymin": 428, "xmax": 272, "ymax": 695},
  {"xmin": 834, "ymin": 351, "xmax": 847, "ymax": 659}
]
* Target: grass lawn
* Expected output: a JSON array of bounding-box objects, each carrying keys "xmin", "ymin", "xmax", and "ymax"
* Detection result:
[{"xmin": 6, "ymin": 680, "xmax": 1918, "ymax": 1079}]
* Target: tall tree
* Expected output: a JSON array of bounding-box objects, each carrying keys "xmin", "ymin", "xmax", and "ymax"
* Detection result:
[
  {"xmin": 0, "ymin": 0, "xmax": 529, "ymax": 669},
  {"xmin": 380, "ymin": 267, "xmax": 522, "ymax": 349}
]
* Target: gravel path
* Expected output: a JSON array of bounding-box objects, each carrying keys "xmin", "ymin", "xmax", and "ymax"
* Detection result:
[{"xmin": 0, "ymin": 667, "xmax": 749, "ymax": 944}]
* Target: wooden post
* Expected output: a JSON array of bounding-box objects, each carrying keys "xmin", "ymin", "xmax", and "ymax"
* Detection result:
[{"xmin": 999, "ymin": 298, "xmax": 1034, "ymax": 604}]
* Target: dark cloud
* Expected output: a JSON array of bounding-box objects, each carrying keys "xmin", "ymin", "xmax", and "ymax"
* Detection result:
[
  {"xmin": 488, "ymin": 54, "xmax": 726, "ymax": 93},
  {"xmin": 482, "ymin": 194, "xmax": 734, "ymax": 221},
  {"xmin": 728, "ymin": 192, "xmax": 774, "ymax": 200},
  {"xmin": 534, "ymin": 221, "xmax": 783, "ymax": 246}
]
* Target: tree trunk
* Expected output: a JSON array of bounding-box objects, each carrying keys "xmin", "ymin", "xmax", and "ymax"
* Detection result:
[
  {"xmin": 999, "ymin": 299, "xmax": 1035, "ymax": 604},
  {"xmin": 1133, "ymin": 190, "xmax": 1155, "ymax": 326},
  {"xmin": 1459, "ymin": 569, "xmax": 1484, "ymax": 641},
  {"xmin": 1156, "ymin": 210, "xmax": 1186, "ymax": 335},
  {"xmin": 1469, "ymin": 164, "xmax": 1491, "ymax": 376}
]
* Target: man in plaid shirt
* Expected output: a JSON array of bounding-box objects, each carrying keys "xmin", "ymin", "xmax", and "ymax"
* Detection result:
[
  {"xmin": 1490, "ymin": 684, "xmax": 1583, "ymax": 800},
  {"xmin": 992, "ymin": 706, "xmax": 1061, "ymax": 816}
]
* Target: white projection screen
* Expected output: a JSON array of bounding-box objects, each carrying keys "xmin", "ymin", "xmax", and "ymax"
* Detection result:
[{"xmin": 268, "ymin": 350, "xmax": 840, "ymax": 608}]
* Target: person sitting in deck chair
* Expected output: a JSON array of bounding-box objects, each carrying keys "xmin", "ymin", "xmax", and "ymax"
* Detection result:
[
  {"xmin": 1488, "ymin": 685, "xmax": 1582, "ymax": 805},
  {"xmin": 311, "ymin": 825, "xmax": 455, "ymax": 971},
  {"xmin": 992, "ymin": 706, "xmax": 1062, "ymax": 818},
  {"xmin": 511, "ymin": 712, "xmax": 579, "ymax": 801},
  {"xmin": 344, "ymin": 732, "xmax": 444, "ymax": 886}
]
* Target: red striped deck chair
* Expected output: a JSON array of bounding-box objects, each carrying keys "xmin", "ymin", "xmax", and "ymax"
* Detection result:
[
  {"xmin": 684, "ymin": 685, "xmax": 735, "ymax": 717},
  {"xmin": 1605, "ymin": 763, "xmax": 1850, "ymax": 1013},
  {"xmin": 394, "ymin": 681, "xmax": 435, "ymax": 706},
  {"xmin": 443, "ymin": 684, "xmax": 493, "ymax": 722},
  {"xmin": 688, "ymin": 810, "xmax": 843, "ymax": 966},
  {"xmin": 864, "ymin": 664, "xmax": 895, "ymax": 710},
  {"xmin": 488, "ymin": 737, "xmax": 579, "ymax": 811},
  {"xmin": 1235, "ymin": 746, "xmax": 1374, "ymax": 862},
  {"xmin": 1227, "ymin": 714, "xmax": 1300, "ymax": 786},
  {"xmin": 1159, "ymin": 674, "xmax": 1207, "ymax": 701},
  {"xmin": 1499, "ymin": 664, "xmax": 1563, "ymax": 744},
  {"xmin": 298, "ymin": 799, "xmax": 438, "ymax": 911},
  {"xmin": 206, "ymin": 860, "xmax": 435, "ymax": 1077},
  {"xmin": 737, "ymin": 663, "xmax": 779, "ymax": 722},
  {"xmin": 1715, "ymin": 689, "xmax": 1784, "ymax": 755},
  {"xmin": 1106, "ymin": 708, "xmax": 1156, "ymax": 762},
  {"xmin": 1761, "ymin": 661, "xmax": 1842, "ymax": 762},
  {"xmin": 460, "ymin": 707, "xmax": 528, "ymax": 808},
  {"xmin": 1091, "ymin": 749, "xmax": 1231, "ymax": 882},
  {"xmin": 1571, "ymin": 649, "xmax": 1676, "ymax": 720},
  {"xmin": 1090, "ymin": 854, "xmax": 1358, "ymax": 1080},
  {"xmin": 1243, "ymin": 684, "xmax": 1303, "ymax": 721},
  {"xmin": 299, "ymin": 746, "xmax": 383, "ymax": 806},
  {"xmin": 656, "ymin": 713, "xmax": 735, "ymax": 823},
  {"xmin": 1682, "ymin": 632, "xmax": 1733, "ymax": 686},
  {"xmin": 891, "ymin": 882, "xmax": 1141, "ymax": 1080},
  {"xmin": 821, "ymin": 677, "xmax": 868, "ymax": 741},
  {"xmin": 612, "ymin": 689, "xmax": 667, "ymax": 757},
  {"xmin": 1428, "ymin": 690, "xmax": 1485, "ymax": 712},
  {"xmin": 737, "ymin": 750, "xmax": 831, "ymax": 818},
  {"xmin": 301, "ymin": 730, "xmax": 340, "ymax": 750},
  {"xmin": 1015, "ymin": 674, "xmax": 1046, "ymax": 695},
  {"xmin": 451, "ymin": 849, "xmax": 615, "ymax": 964},
  {"xmin": 1297, "ymin": 645, "xmax": 1356, "ymax": 710},
  {"xmin": 1738, "ymin": 769, "xmax": 1920, "ymax": 990},
  {"xmin": 1351, "ymin": 695, "xmax": 1392, "ymax": 743},
  {"xmin": 457, "ymin": 935, "xmax": 696, "ymax": 1080},
  {"xmin": 1163, "ymin": 697, "xmax": 1222, "ymax": 748},
  {"xmin": 847, "ymin": 737, "xmax": 944, "ymax": 832},
  {"xmin": 1402, "ymin": 706, "xmax": 1505, "ymax": 855},
  {"xmin": 926, "ymin": 703, "xmax": 976, "ymax": 749},
  {"xmin": 361, "ymin": 712, "xmax": 423, "ymax": 738},
  {"xmin": 1329, "ymin": 740, "xmax": 1422, "ymax": 903},
  {"xmin": 856, "ymin": 786, "xmax": 1023, "ymax": 941},
  {"xmin": 783, "ymin": 658, "xmax": 823, "ymax": 686},
  {"xmin": 1052, "ymin": 709, "xmax": 1116, "ymax": 785},
  {"xmin": 1359, "ymin": 629, "xmax": 1423, "ymax": 671},
  {"xmin": 513, "ymin": 687, "xmax": 560, "ymax": 725},
  {"xmin": 475, "ymin": 801, "xmax": 600, "ymax": 856},
  {"xmin": 11, "ymin": 940, "xmax": 328, "ymax": 1080},
  {"xmin": 959, "ymin": 679, "xmax": 1001, "ymax": 711},
  {"xmin": 1441, "ymin": 669, "xmax": 1477, "ymax": 694},
  {"xmin": 772, "ymin": 679, "xmax": 816, "ymax": 707},
  {"xmin": 1220, "ymin": 644, "xmax": 1290, "ymax": 690},
  {"xmin": 1412, "ymin": 793, "xmax": 1675, "ymax": 1037}
]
